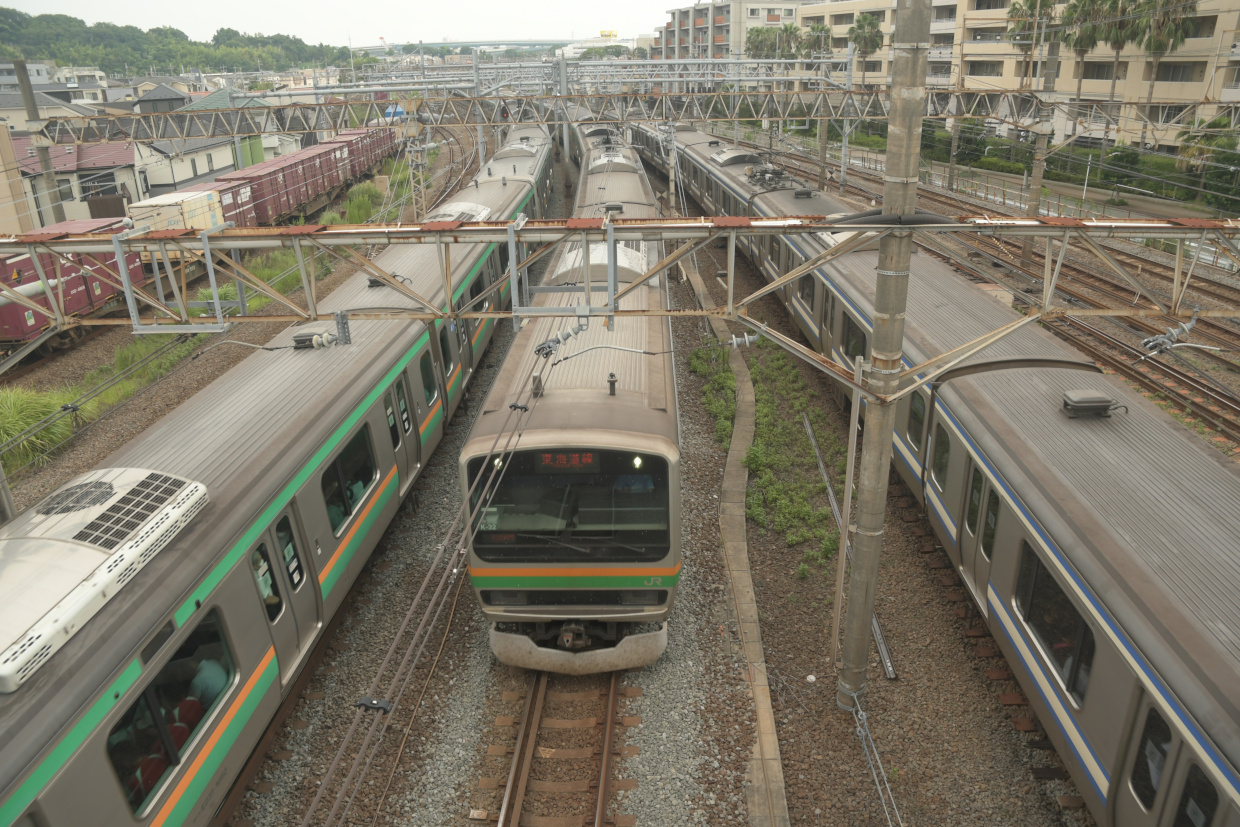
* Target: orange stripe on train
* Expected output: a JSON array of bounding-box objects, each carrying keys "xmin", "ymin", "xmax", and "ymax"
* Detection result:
[{"xmin": 317, "ymin": 465, "xmax": 398, "ymax": 585}]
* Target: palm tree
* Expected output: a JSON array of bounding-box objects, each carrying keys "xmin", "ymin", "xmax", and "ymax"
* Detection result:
[
  {"xmin": 1099, "ymin": 0, "xmax": 1143, "ymax": 146},
  {"xmin": 1136, "ymin": 0, "xmax": 1198, "ymax": 149},
  {"xmin": 745, "ymin": 27, "xmax": 777, "ymax": 59},
  {"xmin": 778, "ymin": 23, "xmax": 802, "ymax": 60},
  {"xmin": 803, "ymin": 23, "xmax": 832, "ymax": 60},
  {"xmin": 847, "ymin": 13, "xmax": 883, "ymax": 88},
  {"xmin": 1006, "ymin": 0, "xmax": 1056, "ymax": 89},
  {"xmin": 1176, "ymin": 115, "xmax": 1235, "ymax": 200},
  {"xmin": 1059, "ymin": 0, "xmax": 1108, "ymax": 140}
]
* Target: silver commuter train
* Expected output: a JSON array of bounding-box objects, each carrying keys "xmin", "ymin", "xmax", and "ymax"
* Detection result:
[
  {"xmin": 457, "ymin": 116, "xmax": 680, "ymax": 674},
  {"xmin": 633, "ymin": 122, "xmax": 1240, "ymax": 826},
  {"xmin": 0, "ymin": 123, "xmax": 553, "ymax": 827}
]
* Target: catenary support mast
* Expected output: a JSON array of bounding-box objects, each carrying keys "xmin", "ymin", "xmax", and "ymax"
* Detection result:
[{"xmin": 836, "ymin": 0, "xmax": 931, "ymax": 711}]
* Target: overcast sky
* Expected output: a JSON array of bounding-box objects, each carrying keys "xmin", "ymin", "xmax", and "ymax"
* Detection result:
[{"xmin": 9, "ymin": 0, "xmax": 674, "ymax": 47}]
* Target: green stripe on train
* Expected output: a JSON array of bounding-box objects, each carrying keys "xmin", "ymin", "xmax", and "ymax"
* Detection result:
[
  {"xmin": 160, "ymin": 654, "xmax": 278, "ymax": 825},
  {"xmin": 320, "ymin": 475, "xmax": 400, "ymax": 598},
  {"xmin": 0, "ymin": 659, "xmax": 141, "ymax": 825},
  {"xmin": 470, "ymin": 574, "xmax": 681, "ymax": 589},
  {"xmin": 173, "ymin": 330, "xmax": 430, "ymax": 628}
]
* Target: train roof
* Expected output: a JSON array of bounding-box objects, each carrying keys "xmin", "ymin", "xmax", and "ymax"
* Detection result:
[
  {"xmin": 821, "ymin": 240, "xmax": 1240, "ymax": 773},
  {"xmin": 0, "ymin": 130, "xmax": 551, "ymax": 797},
  {"xmin": 462, "ymin": 124, "xmax": 676, "ymax": 459}
]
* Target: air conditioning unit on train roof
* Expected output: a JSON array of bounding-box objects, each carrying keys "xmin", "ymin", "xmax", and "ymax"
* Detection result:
[{"xmin": 0, "ymin": 468, "xmax": 209, "ymax": 693}]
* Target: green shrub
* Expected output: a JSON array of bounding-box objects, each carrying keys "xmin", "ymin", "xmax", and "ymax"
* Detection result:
[{"xmin": 0, "ymin": 386, "xmax": 91, "ymax": 474}]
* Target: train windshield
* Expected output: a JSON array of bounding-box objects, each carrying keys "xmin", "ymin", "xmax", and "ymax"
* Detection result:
[{"xmin": 466, "ymin": 448, "xmax": 670, "ymax": 563}]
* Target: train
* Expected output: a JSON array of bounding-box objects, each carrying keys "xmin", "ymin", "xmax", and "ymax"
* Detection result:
[
  {"xmin": 0, "ymin": 128, "xmax": 397, "ymax": 364},
  {"xmin": 457, "ymin": 115, "xmax": 680, "ymax": 674},
  {"xmin": 632, "ymin": 121, "xmax": 1240, "ymax": 826},
  {"xmin": 0, "ymin": 122, "xmax": 553, "ymax": 827}
]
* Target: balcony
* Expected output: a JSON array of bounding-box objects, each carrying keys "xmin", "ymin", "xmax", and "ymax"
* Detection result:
[
  {"xmin": 666, "ymin": 22, "xmax": 673, "ymax": 29},
  {"xmin": 767, "ymin": 14, "xmax": 781, "ymax": 22},
  {"xmin": 931, "ymin": 16, "xmax": 956, "ymax": 30},
  {"xmin": 695, "ymin": 17, "xmax": 706, "ymax": 26},
  {"xmin": 680, "ymin": 20, "xmax": 688, "ymax": 27},
  {"xmin": 715, "ymin": 15, "xmax": 726, "ymax": 24},
  {"xmin": 1222, "ymin": 81, "xmax": 1240, "ymax": 102},
  {"xmin": 715, "ymin": 34, "xmax": 726, "ymax": 43},
  {"xmin": 929, "ymin": 45, "xmax": 953, "ymax": 59},
  {"xmin": 927, "ymin": 73, "xmax": 953, "ymax": 85}
]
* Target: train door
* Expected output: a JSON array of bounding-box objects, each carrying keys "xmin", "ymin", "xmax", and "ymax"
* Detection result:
[
  {"xmin": 1115, "ymin": 700, "xmax": 1182, "ymax": 826},
  {"xmin": 958, "ymin": 461, "xmax": 998, "ymax": 613},
  {"xmin": 248, "ymin": 527, "xmax": 308, "ymax": 684},
  {"xmin": 817, "ymin": 291, "xmax": 835, "ymax": 358},
  {"xmin": 384, "ymin": 377, "xmax": 419, "ymax": 497},
  {"xmin": 418, "ymin": 340, "xmax": 449, "ymax": 443},
  {"xmin": 792, "ymin": 271, "xmax": 819, "ymax": 349}
]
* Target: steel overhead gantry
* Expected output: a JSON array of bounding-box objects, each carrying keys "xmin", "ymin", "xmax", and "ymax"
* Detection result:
[
  {"xmin": 32, "ymin": 87, "xmax": 1186, "ymax": 145},
  {"xmin": 5, "ymin": 214, "xmax": 1240, "ymax": 396}
]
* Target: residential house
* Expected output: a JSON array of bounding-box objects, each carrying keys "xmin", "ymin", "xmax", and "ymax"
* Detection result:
[
  {"xmin": 29, "ymin": 82, "xmax": 108, "ymax": 105},
  {"xmin": 136, "ymin": 84, "xmax": 191, "ymax": 113},
  {"xmin": 10, "ymin": 136, "xmax": 141, "ymax": 226},
  {"xmin": 51, "ymin": 66, "xmax": 107, "ymax": 85},
  {"xmin": 0, "ymin": 63, "xmax": 51, "ymax": 93},
  {"xmin": 178, "ymin": 89, "xmax": 296, "ymax": 166},
  {"xmin": 136, "ymin": 137, "xmax": 239, "ymax": 196},
  {"xmin": 0, "ymin": 93, "xmax": 96, "ymax": 131}
]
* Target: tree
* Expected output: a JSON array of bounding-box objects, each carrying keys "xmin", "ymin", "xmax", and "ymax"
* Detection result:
[
  {"xmin": 1102, "ymin": 142, "xmax": 1140, "ymax": 182},
  {"xmin": 1006, "ymin": 0, "xmax": 1056, "ymax": 89},
  {"xmin": 1099, "ymin": 0, "xmax": 1142, "ymax": 145},
  {"xmin": 1177, "ymin": 116, "xmax": 1235, "ymax": 200},
  {"xmin": 777, "ymin": 23, "xmax": 802, "ymax": 59},
  {"xmin": 745, "ymin": 27, "xmax": 778, "ymax": 59},
  {"xmin": 803, "ymin": 23, "xmax": 832, "ymax": 59},
  {"xmin": 1059, "ymin": 0, "xmax": 1107, "ymax": 143},
  {"xmin": 1136, "ymin": 0, "xmax": 1198, "ymax": 149},
  {"xmin": 634, "ymin": 46, "xmax": 648, "ymax": 59},
  {"xmin": 847, "ymin": 13, "xmax": 883, "ymax": 88}
]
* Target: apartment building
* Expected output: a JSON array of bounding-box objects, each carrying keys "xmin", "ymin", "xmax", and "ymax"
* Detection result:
[
  {"xmin": 796, "ymin": 0, "xmax": 1240, "ymax": 150},
  {"xmin": 650, "ymin": 1, "xmax": 818, "ymax": 61}
]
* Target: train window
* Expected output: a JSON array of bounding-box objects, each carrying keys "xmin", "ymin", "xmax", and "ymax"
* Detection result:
[
  {"xmin": 394, "ymin": 379, "xmax": 412, "ymax": 434},
  {"xmin": 1130, "ymin": 707, "xmax": 1172, "ymax": 810},
  {"xmin": 439, "ymin": 325, "xmax": 455, "ymax": 375},
  {"xmin": 469, "ymin": 276, "xmax": 490, "ymax": 310},
  {"xmin": 907, "ymin": 393, "xmax": 926, "ymax": 451},
  {"xmin": 419, "ymin": 353, "xmax": 438, "ymax": 406},
  {"xmin": 980, "ymin": 490, "xmax": 1000, "ymax": 559},
  {"xmin": 1171, "ymin": 765, "xmax": 1218, "ymax": 827},
  {"xmin": 498, "ymin": 242, "xmax": 510, "ymax": 276},
  {"xmin": 798, "ymin": 274, "xmax": 814, "ymax": 306},
  {"xmin": 321, "ymin": 426, "xmax": 378, "ymax": 533},
  {"xmin": 931, "ymin": 424, "xmax": 950, "ymax": 490},
  {"xmin": 384, "ymin": 392, "xmax": 401, "ymax": 449},
  {"xmin": 965, "ymin": 468, "xmax": 983, "ymax": 535},
  {"xmin": 251, "ymin": 544, "xmax": 283, "ymax": 621},
  {"xmin": 1015, "ymin": 542, "xmax": 1096, "ymax": 703},
  {"xmin": 842, "ymin": 314, "xmax": 867, "ymax": 362},
  {"xmin": 107, "ymin": 610, "xmax": 234, "ymax": 813},
  {"xmin": 275, "ymin": 516, "xmax": 306, "ymax": 591}
]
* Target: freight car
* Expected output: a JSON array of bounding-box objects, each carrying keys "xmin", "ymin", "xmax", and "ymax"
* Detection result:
[
  {"xmin": 0, "ymin": 124, "xmax": 552, "ymax": 827},
  {"xmin": 633, "ymin": 122, "xmax": 1240, "ymax": 826},
  {"xmin": 459, "ymin": 116, "xmax": 680, "ymax": 674}
]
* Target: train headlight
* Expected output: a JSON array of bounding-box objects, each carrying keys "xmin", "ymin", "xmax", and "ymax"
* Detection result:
[
  {"xmin": 632, "ymin": 455, "xmax": 643, "ymax": 469},
  {"xmin": 486, "ymin": 590, "xmax": 527, "ymax": 606},
  {"xmin": 620, "ymin": 590, "xmax": 661, "ymax": 606}
]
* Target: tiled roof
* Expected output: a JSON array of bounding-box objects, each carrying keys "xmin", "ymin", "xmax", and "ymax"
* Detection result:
[
  {"xmin": 10, "ymin": 137, "xmax": 134, "ymax": 174},
  {"xmin": 0, "ymin": 92, "xmax": 96, "ymax": 116},
  {"xmin": 139, "ymin": 83, "xmax": 189, "ymax": 101},
  {"xmin": 178, "ymin": 88, "xmax": 272, "ymax": 111}
]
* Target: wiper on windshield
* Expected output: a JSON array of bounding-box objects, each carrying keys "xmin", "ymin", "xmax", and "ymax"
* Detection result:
[{"xmin": 516, "ymin": 534, "xmax": 593, "ymax": 554}]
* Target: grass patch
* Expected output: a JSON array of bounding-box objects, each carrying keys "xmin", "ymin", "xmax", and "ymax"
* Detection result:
[
  {"xmin": 742, "ymin": 339, "xmax": 845, "ymax": 575},
  {"xmin": 2, "ymin": 333, "xmax": 204, "ymax": 475},
  {"xmin": 688, "ymin": 342, "xmax": 737, "ymax": 451}
]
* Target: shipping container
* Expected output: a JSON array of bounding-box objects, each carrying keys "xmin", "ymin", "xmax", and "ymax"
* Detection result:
[
  {"xmin": 127, "ymin": 190, "xmax": 225, "ymax": 232},
  {"xmin": 179, "ymin": 181, "xmax": 257, "ymax": 229}
]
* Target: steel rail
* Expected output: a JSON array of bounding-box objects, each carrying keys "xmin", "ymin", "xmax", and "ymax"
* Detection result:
[
  {"xmin": 497, "ymin": 671, "xmax": 548, "ymax": 827},
  {"xmin": 593, "ymin": 672, "xmax": 622, "ymax": 827}
]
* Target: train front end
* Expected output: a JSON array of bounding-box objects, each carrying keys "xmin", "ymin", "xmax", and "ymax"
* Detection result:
[{"xmin": 462, "ymin": 437, "xmax": 680, "ymax": 674}]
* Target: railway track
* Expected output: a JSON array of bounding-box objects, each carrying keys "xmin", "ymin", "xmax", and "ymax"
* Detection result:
[{"xmin": 470, "ymin": 671, "xmax": 637, "ymax": 827}]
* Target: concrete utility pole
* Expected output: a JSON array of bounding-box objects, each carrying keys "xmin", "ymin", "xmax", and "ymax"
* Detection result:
[
  {"xmin": 839, "ymin": 43, "xmax": 855, "ymax": 195},
  {"xmin": 817, "ymin": 51, "xmax": 829, "ymax": 189},
  {"xmin": 836, "ymin": 0, "xmax": 931, "ymax": 711},
  {"xmin": 559, "ymin": 57, "xmax": 570, "ymax": 160},
  {"xmin": 473, "ymin": 49, "xmax": 486, "ymax": 166},
  {"xmin": 15, "ymin": 60, "xmax": 66, "ymax": 226},
  {"xmin": 1020, "ymin": 40, "xmax": 1060, "ymax": 267}
]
